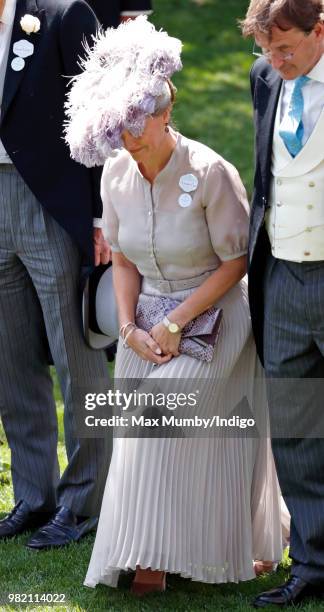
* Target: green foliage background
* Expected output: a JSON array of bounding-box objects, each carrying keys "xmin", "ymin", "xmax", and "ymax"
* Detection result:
[{"xmin": 153, "ymin": 0, "xmax": 255, "ymax": 194}]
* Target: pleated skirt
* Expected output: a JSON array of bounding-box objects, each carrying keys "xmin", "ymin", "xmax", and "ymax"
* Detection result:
[{"xmin": 84, "ymin": 278, "xmax": 283, "ymax": 587}]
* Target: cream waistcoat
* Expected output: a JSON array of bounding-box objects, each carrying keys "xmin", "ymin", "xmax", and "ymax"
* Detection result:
[{"xmin": 266, "ymin": 87, "xmax": 324, "ymax": 262}]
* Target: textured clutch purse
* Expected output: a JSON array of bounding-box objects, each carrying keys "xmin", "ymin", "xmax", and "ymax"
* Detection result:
[{"xmin": 136, "ymin": 295, "xmax": 223, "ymax": 362}]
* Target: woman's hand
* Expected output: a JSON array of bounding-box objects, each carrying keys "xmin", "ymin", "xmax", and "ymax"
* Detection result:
[
  {"xmin": 150, "ymin": 322, "xmax": 181, "ymax": 357},
  {"xmin": 126, "ymin": 328, "xmax": 173, "ymax": 364}
]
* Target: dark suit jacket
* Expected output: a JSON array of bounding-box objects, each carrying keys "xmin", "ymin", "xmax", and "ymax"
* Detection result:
[
  {"xmin": 249, "ymin": 58, "xmax": 282, "ymax": 363},
  {"xmin": 87, "ymin": 0, "xmax": 152, "ymax": 29},
  {"xmin": 0, "ymin": 0, "xmax": 101, "ymax": 264}
]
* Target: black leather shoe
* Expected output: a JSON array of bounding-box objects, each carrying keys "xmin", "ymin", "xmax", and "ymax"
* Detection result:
[
  {"xmin": 26, "ymin": 506, "xmax": 98, "ymax": 550},
  {"xmin": 253, "ymin": 575, "xmax": 324, "ymax": 607},
  {"xmin": 0, "ymin": 500, "xmax": 52, "ymax": 539}
]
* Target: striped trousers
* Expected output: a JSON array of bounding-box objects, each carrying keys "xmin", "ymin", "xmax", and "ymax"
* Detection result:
[
  {"xmin": 264, "ymin": 253, "xmax": 324, "ymax": 584},
  {"xmin": 0, "ymin": 164, "xmax": 111, "ymax": 517}
]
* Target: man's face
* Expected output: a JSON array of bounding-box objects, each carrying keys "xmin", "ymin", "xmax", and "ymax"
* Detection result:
[{"xmin": 255, "ymin": 24, "xmax": 324, "ymax": 79}]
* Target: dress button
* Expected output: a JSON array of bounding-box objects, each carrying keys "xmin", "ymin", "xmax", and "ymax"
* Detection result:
[
  {"xmin": 148, "ymin": 211, "xmax": 152, "ymax": 216},
  {"xmin": 307, "ymin": 205, "xmax": 313, "ymax": 210},
  {"xmin": 304, "ymin": 251, "xmax": 311, "ymax": 256},
  {"xmin": 308, "ymin": 181, "xmax": 315, "ymax": 187},
  {"xmin": 305, "ymin": 227, "xmax": 312, "ymax": 232},
  {"xmin": 277, "ymin": 201, "xmax": 283, "ymax": 207},
  {"xmin": 277, "ymin": 179, "xmax": 282, "ymax": 185}
]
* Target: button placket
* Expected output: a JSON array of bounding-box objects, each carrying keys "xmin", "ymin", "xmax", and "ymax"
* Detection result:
[
  {"xmin": 145, "ymin": 185, "xmax": 155, "ymax": 270},
  {"xmin": 148, "ymin": 184, "xmax": 164, "ymax": 280}
]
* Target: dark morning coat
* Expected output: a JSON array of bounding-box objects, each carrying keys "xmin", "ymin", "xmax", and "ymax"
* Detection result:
[
  {"xmin": 0, "ymin": 0, "xmax": 102, "ymax": 264},
  {"xmin": 248, "ymin": 57, "xmax": 282, "ymax": 363}
]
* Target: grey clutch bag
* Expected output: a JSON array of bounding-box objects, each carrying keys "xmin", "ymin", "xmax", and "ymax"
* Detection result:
[{"xmin": 136, "ymin": 295, "xmax": 223, "ymax": 362}]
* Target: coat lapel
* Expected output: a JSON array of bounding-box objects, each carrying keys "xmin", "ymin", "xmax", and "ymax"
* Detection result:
[
  {"xmin": 1, "ymin": 0, "xmax": 40, "ymax": 120},
  {"xmin": 255, "ymin": 69, "xmax": 282, "ymax": 194}
]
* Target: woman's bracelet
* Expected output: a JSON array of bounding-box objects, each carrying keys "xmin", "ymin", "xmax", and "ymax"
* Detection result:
[
  {"xmin": 119, "ymin": 321, "xmax": 136, "ymax": 339},
  {"xmin": 122, "ymin": 325, "xmax": 137, "ymax": 348}
]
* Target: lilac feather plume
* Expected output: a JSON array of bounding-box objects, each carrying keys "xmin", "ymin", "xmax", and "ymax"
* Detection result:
[{"xmin": 64, "ymin": 16, "xmax": 182, "ymax": 167}]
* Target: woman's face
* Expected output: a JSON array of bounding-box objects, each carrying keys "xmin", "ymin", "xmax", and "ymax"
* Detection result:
[{"xmin": 122, "ymin": 108, "xmax": 170, "ymax": 162}]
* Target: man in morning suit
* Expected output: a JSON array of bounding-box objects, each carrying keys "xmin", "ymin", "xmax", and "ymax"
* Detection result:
[
  {"xmin": 241, "ymin": 0, "xmax": 324, "ymax": 606},
  {"xmin": 87, "ymin": 0, "xmax": 152, "ymax": 30},
  {"xmin": 0, "ymin": 0, "xmax": 111, "ymax": 549}
]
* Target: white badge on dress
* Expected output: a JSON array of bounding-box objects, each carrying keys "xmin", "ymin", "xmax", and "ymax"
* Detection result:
[
  {"xmin": 179, "ymin": 174, "xmax": 198, "ymax": 193},
  {"xmin": 178, "ymin": 193, "xmax": 192, "ymax": 208},
  {"xmin": 11, "ymin": 57, "xmax": 25, "ymax": 71},
  {"xmin": 13, "ymin": 39, "xmax": 34, "ymax": 58}
]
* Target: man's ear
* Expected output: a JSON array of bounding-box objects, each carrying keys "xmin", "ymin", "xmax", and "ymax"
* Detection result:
[{"xmin": 314, "ymin": 21, "xmax": 324, "ymax": 40}]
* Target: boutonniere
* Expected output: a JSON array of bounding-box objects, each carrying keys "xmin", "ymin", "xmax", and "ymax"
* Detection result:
[
  {"xmin": 10, "ymin": 15, "xmax": 40, "ymax": 71},
  {"xmin": 20, "ymin": 14, "xmax": 41, "ymax": 35}
]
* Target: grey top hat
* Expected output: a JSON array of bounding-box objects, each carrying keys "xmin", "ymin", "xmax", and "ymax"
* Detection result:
[{"xmin": 82, "ymin": 263, "xmax": 119, "ymax": 350}]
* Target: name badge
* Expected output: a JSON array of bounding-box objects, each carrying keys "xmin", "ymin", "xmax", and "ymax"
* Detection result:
[
  {"xmin": 13, "ymin": 39, "xmax": 34, "ymax": 59},
  {"xmin": 179, "ymin": 174, "xmax": 198, "ymax": 193},
  {"xmin": 11, "ymin": 57, "xmax": 25, "ymax": 71},
  {"xmin": 178, "ymin": 193, "xmax": 192, "ymax": 208}
]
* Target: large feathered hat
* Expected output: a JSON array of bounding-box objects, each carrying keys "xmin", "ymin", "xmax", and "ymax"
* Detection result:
[{"xmin": 64, "ymin": 16, "xmax": 182, "ymax": 167}]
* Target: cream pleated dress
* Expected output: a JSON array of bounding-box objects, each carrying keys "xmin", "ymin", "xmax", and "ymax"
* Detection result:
[{"xmin": 84, "ymin": 133, "xmax": 283, "ymax": 588}]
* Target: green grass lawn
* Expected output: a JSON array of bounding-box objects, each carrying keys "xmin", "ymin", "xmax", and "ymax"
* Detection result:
[{"xmin": 1, "ymin": 0, "xmax": 324, "ymax": 610}]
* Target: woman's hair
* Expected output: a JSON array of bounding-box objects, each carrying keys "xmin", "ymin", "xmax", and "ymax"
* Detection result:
[
  {"xmin": 241, "ymin": 0, "xmax": 324, "ymax": 38},
  {"xmin": 153, "ymin": 80, "xmax": 177, "ymax": 116}
]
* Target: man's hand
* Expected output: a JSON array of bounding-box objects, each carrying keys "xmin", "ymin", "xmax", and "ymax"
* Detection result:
[{"xmin": 93, "ymin": 227, "xmax": 111, "ymax": 266}]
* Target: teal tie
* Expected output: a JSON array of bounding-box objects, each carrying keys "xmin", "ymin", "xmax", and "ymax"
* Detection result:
[{"xmin": 279, "ymin": 75, "xmax": 310, "ymax": 157}]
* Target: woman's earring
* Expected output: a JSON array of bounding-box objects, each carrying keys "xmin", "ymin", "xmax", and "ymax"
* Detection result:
[{"xmin": 165, "ymin": 123, "xmax": 169, "ymax": 133}]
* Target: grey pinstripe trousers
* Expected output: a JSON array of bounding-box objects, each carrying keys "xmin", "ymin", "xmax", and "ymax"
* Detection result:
[
  {"xmin": 0, "ymin": 165, "xmax": 111, "ymax": 517},
  {"xmin": 264, "ymin": 253, "xmax": 324, "ymax": 584}
]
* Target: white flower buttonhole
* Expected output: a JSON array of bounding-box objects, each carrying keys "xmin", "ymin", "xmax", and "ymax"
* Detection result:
[{"xmin": 20, "ymin": 14, "xmax": 41, "ymax": 35}]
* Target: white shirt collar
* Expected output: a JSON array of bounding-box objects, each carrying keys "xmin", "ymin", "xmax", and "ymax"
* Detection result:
[
  {"xmin": 307, "ymin": 53, "xmax": 324, "ymax": 84},
  {"xmin": 1, "ymin": 0, "xmax": 17, "ymax": 26}
]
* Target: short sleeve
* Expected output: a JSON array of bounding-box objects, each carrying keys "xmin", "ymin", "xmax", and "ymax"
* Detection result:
[
  {"xmin": 100, "ymin": 162, "xmax": 121, "ymax": 253},
  {"xmin": 203, "ymin": 158, "xmax": 250, "ymax": 261}
]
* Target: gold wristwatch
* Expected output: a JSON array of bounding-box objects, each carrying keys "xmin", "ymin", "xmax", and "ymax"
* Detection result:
[{"xmin": 162, "ymin": 316, "xmax": 181, "ymax": 334}]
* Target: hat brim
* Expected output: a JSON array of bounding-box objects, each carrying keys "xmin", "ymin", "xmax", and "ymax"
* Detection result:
[{"xmin": 82, "ymin": 263, "xmax": 119, "ymax": 350}]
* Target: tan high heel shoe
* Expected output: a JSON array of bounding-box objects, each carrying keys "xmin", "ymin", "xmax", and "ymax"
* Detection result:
[{"xmin": 131, "ymin": 567, "xmax": 166, "ymax": 596}]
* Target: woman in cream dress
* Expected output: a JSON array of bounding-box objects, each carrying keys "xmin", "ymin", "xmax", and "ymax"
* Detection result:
[
  {"xmin": 65, "ymin": 16, "xmax": 284, "ymax": 595},
  {"xmin": 84, "ymin": 119, "xmax": 283, "ymax": 593}
]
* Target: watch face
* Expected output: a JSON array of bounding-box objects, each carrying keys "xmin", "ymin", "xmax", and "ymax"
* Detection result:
[{"xmin": 169, "ymin": 322, "xmax": 180, "ymax": 333}]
